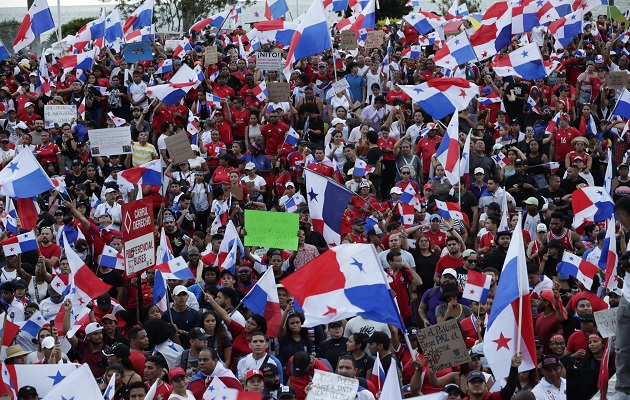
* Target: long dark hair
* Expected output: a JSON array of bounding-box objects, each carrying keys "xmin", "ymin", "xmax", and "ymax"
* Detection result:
[{"xmin": 199, "ymin": 311, "xmax": 229, "ymax": 349}]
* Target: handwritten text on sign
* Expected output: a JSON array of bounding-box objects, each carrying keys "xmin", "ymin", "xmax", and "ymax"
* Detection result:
[
  {"xmin": 594, "ymin": 308, "xmax": 618, "ymax": 338},
  {"xmin": 244, "ymin": 210, "xmax": 299, "ymax": 250},
  {"xmin": 256, "ymin": 52, "xmax": 283, "ymax": 71},
  {"xmin": 44, "ymin": 105, "xmax": 77, "ymax": 129},
  {"xmin": 417, "ymin": 319, "xmax": 471, "ymax": 372},
  {"xmin": 306, "ymin": 370, "xmax": 358, "ymax": 400}
]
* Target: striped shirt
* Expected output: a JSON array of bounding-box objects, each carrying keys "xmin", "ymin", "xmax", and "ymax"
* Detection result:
[{"xmin": 131, "ymin": 142, "xmax": 158, "ymax": 166}]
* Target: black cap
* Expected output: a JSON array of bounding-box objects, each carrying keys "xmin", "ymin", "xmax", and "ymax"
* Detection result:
[
  {"xmin": 54, "ymin": 209, "xmax": 64, "ymax": 215},
  {"xmin": 15, "ymin": 279, "xmax": 28, "ymax": 289},
  {"xmin": 443, "ymin": 384, "xmax": 465, "ymax": 395},
  {"xmin": 102, "ymin": 342, "xmax": 130, "ymax": 358},
  {"xmin": 72, "ymin": 158, "xmax": 83, "ymax": 165},
  {"xmin": 188, "ymin": 327, "xmax": 210, "ymax": 340},
  {"xmin": 75, "ymin": 183, "xmax": 87, "ymax": 191},
  {"xmin": 290, "ymin": 351, "xmax": 311, "ymax": 377},
  {"xmin": 328, "ymin": 321, "xmax": 343, "ymax": 328},
  {"xmin": 407, "ymin": 327, "xmax": 419, "ymax": 339},
  {"xmin": 18, "ymin": 386, "xmax": 38, "ymax": 396},
  {"xmin": 278, "ymin": 385, "xmax": 296, "ymax": 399},
  {"xmin": 96, "ymin": 293, "xmax": 112, "ymax": 311},
  {"xmin": 260, "ymin": 362, "xmax": 280, "ymax": 375},
  {"xmin": 467, "ymin": 370, "xmax": 485, "ymax": 382},
  {"xmin": 547, "ymin": 239, "xmax": 564, "ymax": 249},
  {"xmin": 374, "ymin": 95, "xmax": 387, "ymax": 104},
  {"xmin": 514, "ymin": 158, "xmax": 524, "ymax": 165},
  {"xmin": 541, "ymin": 355, "xmax": 561, "ymax": 368}
]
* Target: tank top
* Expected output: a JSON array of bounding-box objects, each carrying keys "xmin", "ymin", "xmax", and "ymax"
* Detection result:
[
  {"xmin": 613, "ymin": 178, "xmax": 630, "ymax": 202},
  {"xmin": 525, "ymin": 153, "xmax": 545, "ymax": 176},
  {"xmin": 547, "ymin": 229, "xmax": 574, "ymax": 251},
  {"xmin": 247, "ymin": 124, "xmax": 261, "ymax": 140}
]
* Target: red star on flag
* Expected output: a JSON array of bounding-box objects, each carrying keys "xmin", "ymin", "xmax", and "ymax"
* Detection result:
[
  {"xmin": 323, "ymin": 306, "xmax": 337, "ymax": 316},
  {"xmin": 493, "ymin": 333, "xmax": 511, "ymax": 350},
  {"xmin": 469, "ymin": 289, "xmax": 475, "ymax": 294}
]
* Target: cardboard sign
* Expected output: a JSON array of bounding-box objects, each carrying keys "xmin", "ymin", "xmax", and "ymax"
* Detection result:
[
  {"xmin": 122, "ymin": 42, "xmax": 153, "ymax": 62},
  {"xmin": 594, "ymin": 308, "xmax": 618, "ymax": 338},
  {"xmin": 229, "ymin": 185, "xmax": 243, "ymax": 201},
  {"xmin": 164, "ymin": 131, "xmax": 194, "ymax": 164},
  {"xmin": 605, "ymin": 71, "xmax": 629, "ymax": 89},
  {"xmin": 44, "ymin": 105, "xmax": 77, "ymax": 129},
  {"xmin": 417, "ymin": 319, "xmax": 472, "ymax": 372},
  {"xmin": 122, "ymin": 198, "xmax": 155, "ymax": 275},
  {"xmin": 340, "ymin": 30, "xmax": 358, "ymax": 50},
  {"xmin": 306, "ymin": 370, "xmax": 359, "ymax": 400},
  {"xmin": 88, "ymin": 127, "xmax": 132, "ymax": 156},
  {"xmin": 365, "ymin": 30, "xmax": 384, "ymax": 49},
  {"xmin": 332, "ymin": 79, "xmax": 350, "ymax": 94},
  {"xmin": 204, "ymin": 45, "xmax": 218, "ymax": 65},
  {"xmin": 244, "ymin": 210, "xmax": 299, "ymax": 250},
  {"xmin": 267, "ymin": 82, "xmax": 291, "ymax": 103},
  {"xmin": 256, "ymin": 51, "xmax": 283, "ymax": 71}
]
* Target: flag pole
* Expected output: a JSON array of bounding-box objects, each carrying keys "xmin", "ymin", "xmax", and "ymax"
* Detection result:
[{"xmin": 516, "ymin": 214, "xmax": 524, "ymax": 354}]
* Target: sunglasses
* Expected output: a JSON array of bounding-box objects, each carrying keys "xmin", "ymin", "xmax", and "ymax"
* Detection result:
[
  {"xmin": 401, "ymin": 171, "xmax": 410, "ymax": 175},
  {"xmin": 467, "ymin": 259, "xmax": 478, "ymax": 263}
]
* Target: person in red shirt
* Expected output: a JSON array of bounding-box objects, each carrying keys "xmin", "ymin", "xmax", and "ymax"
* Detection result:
[
  {"xmin": 378, "ymin": 126, "xmax": 397, "ymax": 199},
  {"xmin": 287, "ymin": 351, "xmax": 331, "ymax": 400},
  {"xmin": 385, "ymin": 80, "xmax": 412, "ymax": 105},
  {"xmin": 550, "ymin": 113, "xmax": 581, "ymax": 163},
  {"xmin": 210, "ymin": 74, "xmax": 235, "ymax": 99},
  {"xmin": 530, "ymin": 78, "xmax": 552, "ymax": 107},
  {"xmin": 423, "ymin": 214, "xmax": 448, "ymax": 252},
  {"xmin": 261, "ymin": 110, "xmax": 290, "ymax": 158},
  {"xmin": 415, "ymin": 124, "xmax": 442, "ymax": 181},
  {"xmin": 35, "ymin": 131, "xmax": 61, "ymax": 171},
  {"xmin": 214, "ymin": 109, "xmax": 234, "ymax": 145},
  {"xmin": 38, "ymin": 227, "xmax": 61, "ymax": 268},
  {"xmin": 346, "ymin": 217, "xmax": 368, "ymax": 243},
  {"xmin": 144, "ymin": 355, "xmax": 173, "ymax": 398},
  {"xmin": 434, "ymin": 236, "xmax": 463, "ymax": 281},
  {"xmin": 19, "ymin": 101, "xmax": 42, "ymax": 129},
  {"xmin": 230, "ymin": 97, "xmax": 250, "ymax": 141},
  {"xmin": 385, "ymin": 249, "xmax": 423, "ymax": 326}
]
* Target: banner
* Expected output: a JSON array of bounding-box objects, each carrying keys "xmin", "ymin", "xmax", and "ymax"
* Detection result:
[
  {"xmin": 88, "ymin": 127, "xmax": 132, "ymax": 156},
  {"xmin": 244, "ymin": 210, "xmax": 299, "ymax": 250}
]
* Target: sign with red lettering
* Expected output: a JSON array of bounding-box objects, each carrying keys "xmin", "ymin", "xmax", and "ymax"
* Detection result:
[{"xmin": 122, "ymin": 199, "xmax": 155, "ymax": 275}]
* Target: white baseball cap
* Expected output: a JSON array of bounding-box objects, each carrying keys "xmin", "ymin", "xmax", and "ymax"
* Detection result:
[
  {"xmin": 41, "ymin": 336, "xmax": 56, "ymax": 349},
  {"xmin": 442, "ymin": 268, "xmax": 457, "ymax": 278},
  {"xmin": 390, "ymin": 187, "xmax": 403, "ymax": 195},
  {"xmin": 245, "ymin": 162, "xmax": 256, "ymax": 170},
  {"xmin": 173, "ymin": 285, "xmax": 188, "ymax": 296},
  {"xmin": 85, "ymin": 322, "xmax": 103, "ymax": 335}
]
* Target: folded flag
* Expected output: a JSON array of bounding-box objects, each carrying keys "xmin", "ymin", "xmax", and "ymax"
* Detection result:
[
  {"xmin": 146, "ymin": 64, "xmax": 199, "ymax": 106},
  {"xmin": 107, "ymin": 112, "xmax": 127, "ymax": 127},
  {"xmin": 400, "ymin": 203, "xmax": 416, "ymax": 227},
  {"xmin": 526, "ymin": 97, "xmax": 542, "ymax": 114},
  {"xmin": 400, "ymin": 184, "xmax": 420, "ymax": 206},
  {"xmin": 118, "ymin": 159, "xmax": 162, "ymax": 187},
  {"xmin": 2, "ymin": 232, "xmax": 38, "ymax": 256},
  {"xmin": 572, "ymin": 186, "xmax": 614, "ymax": 228},
  {"xmin": 252, "ymin": 81, "xmax": 268, "ymax": 101},
  {"xmin": 436, "ymin": 200, "xmax": 464, "ymax": 220},
  {"xmin": 99, "ymin": 245, "xmax": 125, "ymax": 271},
  {"xmin": 155, "ymin": 256, "xmax": 194, "ymax": 280},
  {"xmin": 154, "ymin": 269, "xmax": 169, "ymax": 312},
  {"xmin": 156, "ymin": 59, "xmax": 173, "ymax": 75},
  {"xmin": 400, "ymin": 78, "xmax": 479, "ymax": 120},
  {"xmin": 104, "ymin": 373, "xmax": 116, "ymax": 400},
  {"xmin": 492, "ymin": 153, "xmax": 510, "ymax": 168},
  {"xmin": 370, "ymin": 354, "xmax": 386, "ymax": 391},
  {"xmin": 282, "ymin": 243, "xmax": 406, "ymax": 330},
  {"xmin": 241, "ymin": 268, "xmax": 282, "ymax": 338},
  {"xmin": 463, "ymin": 270, "xmax": 492, "ymax": 303},
  {"xmin": 0, "ymin": 149, "xmax": 55, "ymax": 198},
  {"xmin": 556, "ymin": 252, "xmax": 599, "ymax": 289},
  {"xmin": 600, "ymin": 217, "xmax": 619, "ymax": 292},
  {"xmin": 544, "ymin": 161, "xmax": 560, "ymax": 172},
  {"xmin": 1, "ymin": 361, "xmax": 17, "ymax": 399},
  {"xmin": 2, "ymin": 198, "xmax": 18, "ymax": 235},
  {"xmin": 353, "ymin": 159, "xmax": 373, "ymax": 177},
  {"xmin": 284, "ymin": 127, "xmax": 299, "ymax": 146},
  {"xmin": 491, "ymin": 42, "xmax": 547, "ymax": 80},
  {"xmin": 284, "ymin": 195, "xmax": 301, "ymax": 213}
]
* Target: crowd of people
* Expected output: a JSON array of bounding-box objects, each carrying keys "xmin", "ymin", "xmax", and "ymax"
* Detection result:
[{"xmin": 2, "ymin": 4, "xmax": 630, "ymax": 400}]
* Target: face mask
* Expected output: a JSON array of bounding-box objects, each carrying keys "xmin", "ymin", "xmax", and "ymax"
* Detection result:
[{"xmin": 265, "ymin": 380, "xmax": 281, "ymax": 391}]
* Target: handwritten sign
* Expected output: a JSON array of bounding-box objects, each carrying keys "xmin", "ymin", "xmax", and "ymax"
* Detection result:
[
  {"xmin": 204, "ymin": 45, "xmax": 219, "ymax": 65},
  {"xmin": 306, "ymin": 370, "xmax": 358, "ymax": 400},
  {"xmin": 605, "ymin": 71, "xmax": 629, "ymax": 89},
  {"xmin": 44, "ymin": 105, "xmax": 77, "ymax": 129},
  {"xmin": 594, "ymin": 308, "xmax": 618, "ymax": 338},
  {"xmin": 256, "ymin": 52, "xmax": 283, "ymax": 71},
  {"xmin": 122, "ymin": 42, "xmax": 153, "ymax": 62},
  {"xmin": 244, "ymin": 210, "xmax": 299, "ymax": 250},
  {"xmin": 332, "ymin": 79, "xmax": 350, "ymax": 94},
  {"xmin": 267, "ymin": 82, "xmax": 291, "ymax": 103},
  {"xmin": 165, "ymin": 131, "xmax": 194, "ymax": 164},
  {"xmin": 417, "ymin": 319, "xmax": 471, "ymax": 372},
  {"xmin": 365, "ymin": 30, "xmax": 384, "ymax": 49},
  {"xmin": 88, "ymin": 127, "xmax": 132, "ymax": 156},
  {"xmin": 340, "ymin": 30, "xmax": 358, "ymax": 50}
]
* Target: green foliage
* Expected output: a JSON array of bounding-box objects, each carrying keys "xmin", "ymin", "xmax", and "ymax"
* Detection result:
[
  {"xmin": 102, "ymin": 0, "xmax": 252, "ymax": 33},
  {"xmin": 0, "ymin": 20, "xmax": 21, "ymax": 55},
  {"xmin": 61, "ymin": 16, "xmax": 99, "ymax": 37},
  {"xmin": 429, "ymin": 0, "xmax": 481, "ymax": 15},
  {"xmin": 375, "ymin": 0, "xmax": 412, "ymax": 20}
]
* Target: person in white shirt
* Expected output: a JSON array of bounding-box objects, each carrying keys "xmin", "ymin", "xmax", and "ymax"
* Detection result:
[
  {"xmin": 236, "ymin": 332, "xmax": 283, "ymax": 381},
  {"xmin": 168, "ymin": 366, "xmax": 195, "ymax": 400},
  {"xmin": 128, "ymin": 71, "xmax": 148, "ymax": 108},
  {"xmin": 241, "ymin": 163, "xmax": 267, "ymax": 203},
  {"xmin": 95, "ymin": 188, "xmax": 123, "ymax": 231},
  {"xmin": 530, "ymin": 355, "xmax": 567, "ymax": 400},
  {"xmin": 279, "ymin": 182, "xmax": 305, "ymax": 212}
]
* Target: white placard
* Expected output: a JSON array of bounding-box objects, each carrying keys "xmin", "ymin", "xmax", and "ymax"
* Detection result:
[
  {"xmin": 164, "ymin": 40, "xmax": 180, "ymax": 50},
  {"xmin": 44, "ymin": 105, "xmax": 77, "ymax": 128},
  {"xmin": 332, "ymin": 79, "xmax": 350, "ymax": 94},
  {"xmin": 88, "ymin": 127, "xmax": 132, "ymax": 156},
  {"xmin": 594, "ymin": 308, "xmax": 618, "ymax": 338},
  {"xmin": 305, "ymin": 370, "xmax": 358, "ymax": 400},
  {"xmin": 256, "ymin": 52, "xmax": 283, "ymax": 71}
]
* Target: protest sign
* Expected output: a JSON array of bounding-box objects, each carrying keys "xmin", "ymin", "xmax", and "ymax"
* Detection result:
[
  {"xmin": 267, "ymin": 82, "xmax": 291, "ymax": 103},
  {"xmin": 44, "ymin": 105, "xmax": 76, "ymax": 128},
  {"xmin": 164, "ymin": 39, "xmax": 180, "ymax": 50},
  {"xmin": 605, "ymin": 71, "xmax": 628, "ymax": 89},
  {"xmin": 122, "ymin": 198, "xmax": 155, "ymax": 275},
  {"xmin": 244, "ymin": 210, "xmax": 299, "ymax": 250},
  {"xmin": 306, "ymin": 370, "xmax": 358, "ymax": 400},
  {"xmin": 88, "ymin": 127, "xmax": 132, "ymax": 156},
  {"xmin": 594, "ymin": 308, "xmax": 618, "ymax": 338},
  {"xmin": 165, "ymin": 132, "xmax": 194, "ymax": 164},
  {"xmin": 122, "ymin": 42, "xmax": 153, "ymax": 62},
  {"xmin": 333, "ymin": 79, "xmax": 350, "ymax": 94},
  {"xmin": 340, "ymin": 30, "xmax": 358, "ymax": 50},
  {"xmin": 365, "ymin": 30, "xmax": 384, "ymax": 49},
  {"xmin": 417, "ymin": 319, "xmax": 471, "ymax": 372},
  {"xmin": 204, "ymin": 45, "xmax": 219, "ymax": 65},
  {"xmin": 256, "ymin": 52, "xmax": 283, "ymax": 71}
]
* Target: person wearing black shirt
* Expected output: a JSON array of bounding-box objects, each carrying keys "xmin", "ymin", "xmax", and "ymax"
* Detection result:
[
  {"xmin": 317, "ymin": 321, "xmax": 348, "ymax": 370},
  {"xmin": 164, "ymin": 215, "xmax": 191, "ymax": 256},
  {"xmin": 505, "ymin": 159, "xmax": 538, "ymax": 207},
  {"xmin": 455, "ymin": 250, "xmax": 483, "ymax": 289},
  {"xmin": 300, "ymin": 218, "xmax": 328, "ymax": 253},
  {"xmin": 537, "ymin": 174, "xmax": 569, "ymax": 213},
  {"xmin": 560, "ymin": 165, "xmax": 588, "ymax": 196}
]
